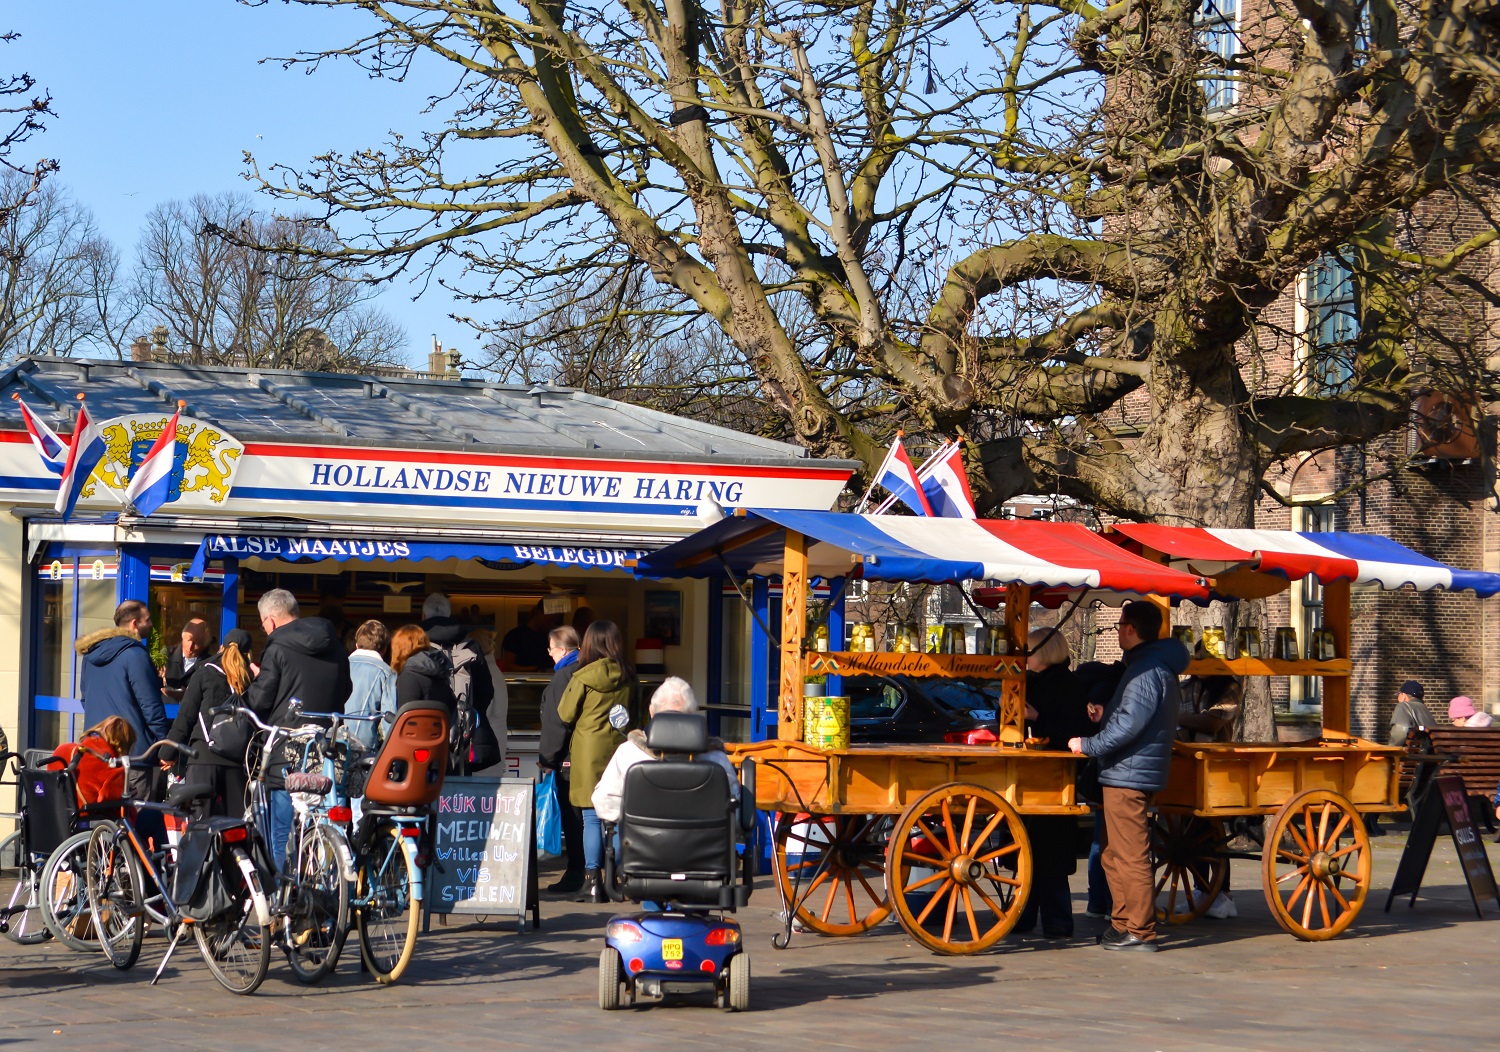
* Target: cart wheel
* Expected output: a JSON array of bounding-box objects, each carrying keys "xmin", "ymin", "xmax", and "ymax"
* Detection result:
[
  {"xmin": 1261, "ymin": 789, "xmax": 1370, "ymax": 941},
  {"xmin": 598, "ymin": 948, "xmax": 623, "ymax": 1010},
  {"xmin": 773, "ymin": 813, "xmax": 892, "ymax": 936},
  {"xmin": 1150, "ymin": 814, "xmax": 1228, "ymax": 924},
  {"xmin": 726, "ymin": 952, "xmax": 750, "ymax": 1012},
  {"xmin": 886, "ymin": 783, "xmax": 1030, "ymax": 955}
]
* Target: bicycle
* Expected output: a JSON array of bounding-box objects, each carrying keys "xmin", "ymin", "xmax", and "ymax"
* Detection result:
[
  {"xmin": 82, "ymin": 740, "xmax": 275, "ymax": 994},
  {"xmin": 237, "ymin": 703, "xmax": 361, "ymax": 984}
]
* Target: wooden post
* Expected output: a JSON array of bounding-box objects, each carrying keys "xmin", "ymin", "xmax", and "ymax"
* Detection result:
[
  {"xmin": 1000, "ymin": 583, "xmax": 1030, "ymax": 742},
  {"xmin": 779, "ymin": 530, "xmax": 809, "ymax": 741},
  {"xmin": 1322, "ymin": 578, "xmax": 1351, "ymax": 734}
]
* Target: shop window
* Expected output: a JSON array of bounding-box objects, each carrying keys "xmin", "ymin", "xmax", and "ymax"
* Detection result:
[
  {"xmin": 1305, "ymin": 252, "xmax": 1358, "ymax": 395},
  {"xmin": 1197, "ymin": 0, "xmax": 1238, "ymax": 112}
]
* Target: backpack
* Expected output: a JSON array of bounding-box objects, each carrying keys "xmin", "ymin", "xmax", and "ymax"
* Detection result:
[
  {"xmin": 440, "ymin": 640, "xmax": 502, "ymax": 770},
  {"xmin": 196, "ymin": 663, "xmax": 255, "ymax": 763}
]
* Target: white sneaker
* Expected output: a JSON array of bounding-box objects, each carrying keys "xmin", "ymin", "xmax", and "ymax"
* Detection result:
[{"xmin": 1203, "ymin": 892, "xmax": 1237, "ymax": 919}]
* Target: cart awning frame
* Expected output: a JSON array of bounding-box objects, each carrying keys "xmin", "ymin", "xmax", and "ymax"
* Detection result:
[
  {"xmin": 1107, "ymin": 524, "xmax": 1500, "ymax": 596},
  {"xmin": 635, "ymin": 509, "xmax": 1211, "ymax": 602}
]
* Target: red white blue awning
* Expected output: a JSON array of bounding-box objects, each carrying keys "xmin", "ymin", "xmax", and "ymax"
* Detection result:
[
  {"xmin": 636, "ymin": 509, "xmax": 1210, "ymax": 601},
  {"xmin": 1109, "ymin": 524, "xmax": 1500, "ymax": 596}
]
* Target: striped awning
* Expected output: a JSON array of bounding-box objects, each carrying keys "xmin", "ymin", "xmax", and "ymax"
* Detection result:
[
  {"xmin": 1109, "ymin": 524, "xmax": 1500, "ymax": 596},
  {"xmin": 636, "ymin": 509, "xmax": 1210, "ymax": 601}
]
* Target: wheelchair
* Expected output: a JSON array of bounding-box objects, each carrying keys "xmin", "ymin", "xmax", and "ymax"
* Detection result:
[{"xmin": 597, "ymin": 712, "xmax": 757, "ymax": 1011}]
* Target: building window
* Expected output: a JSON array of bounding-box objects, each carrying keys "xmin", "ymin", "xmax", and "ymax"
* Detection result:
[
  {"xmin": 1295, "ymin": 505, "xmax": 1336, "ymax": 708},
  {"xmin": 1197, "ymin": 0, "xmax": 1238, "ymax": 111},
  {"xmin": 1305, "ymin": 252, "xmax": 1358, "ymax": 394}
]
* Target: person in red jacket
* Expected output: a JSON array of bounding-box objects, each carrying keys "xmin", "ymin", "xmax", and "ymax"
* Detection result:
[{"xmin": 52, "ymin": 716, "xmax": 136, "ymax": 805}]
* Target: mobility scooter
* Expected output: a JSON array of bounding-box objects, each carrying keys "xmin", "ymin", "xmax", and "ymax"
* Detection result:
[{"xmin": 598, "ymin": 712, "xmax": 757, "ymax": 1011}]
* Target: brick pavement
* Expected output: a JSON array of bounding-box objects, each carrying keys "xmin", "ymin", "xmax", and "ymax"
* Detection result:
[{"xmin": 3, "ymin": 831, "xmax": 1499, "ymax": 1052}]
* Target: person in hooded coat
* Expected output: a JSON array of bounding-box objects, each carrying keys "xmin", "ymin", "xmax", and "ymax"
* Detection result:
[
  {"xmin": 556, "ymin": 619, "xmax": 635, "ymax": 903},
  {"xmin": 76, "ymin": 600, "xmax": 170, "ymax": 819},
  {"xmin": 391, "ymin": 624, "xmax": 456, "ymax": 714},
  {"xmin": 420, "ymin": 593, "xmax": 498, "ymax": 771}
]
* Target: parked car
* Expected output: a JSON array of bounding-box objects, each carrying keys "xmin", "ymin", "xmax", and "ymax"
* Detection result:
[{"xmin": 843, "ymin": 675, "xmax": 999, "ymax": 743}]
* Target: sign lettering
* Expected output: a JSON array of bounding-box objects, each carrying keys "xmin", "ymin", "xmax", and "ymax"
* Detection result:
[{"xmin": 425, "ymin": 777, "xmax": 539, "ymax": 930}]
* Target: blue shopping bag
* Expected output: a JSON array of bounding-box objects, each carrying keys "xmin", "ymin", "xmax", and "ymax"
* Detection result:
[{"xmin": 536, "ymin": 770, "xmax": 564, "ymax": 858}]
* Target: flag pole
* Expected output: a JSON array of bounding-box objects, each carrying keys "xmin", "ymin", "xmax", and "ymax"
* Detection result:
[
  {"xmin": 854, "ymin": 430, "xmax": 901, "ymax": 514},
  {"xmin": 873, "ymin": 438, "xmax": 953, "ymax": 514}
]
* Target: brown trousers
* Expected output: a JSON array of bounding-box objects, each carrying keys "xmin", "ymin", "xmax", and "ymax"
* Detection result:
[{"xmin": 1100, "ymin": 786, "xmax": 1156, "ymax": 941}]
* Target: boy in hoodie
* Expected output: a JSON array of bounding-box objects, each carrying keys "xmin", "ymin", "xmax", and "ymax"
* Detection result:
[
  {"xmin": 248, "ymin": 588, "xmax": 351, "ymax": 871},
  {"xmin": 1069, "ymin": 601, "xmax": 1187, "ymax": 952}
]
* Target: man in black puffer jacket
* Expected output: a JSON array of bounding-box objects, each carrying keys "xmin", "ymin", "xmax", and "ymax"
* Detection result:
[
  {"xmin": 1069, "ymin": 601, "xmax": 1187, "ymax": 952},
  {"xmin": 248, "ymin": 588, "xmax": 351, "ymax": 871}
]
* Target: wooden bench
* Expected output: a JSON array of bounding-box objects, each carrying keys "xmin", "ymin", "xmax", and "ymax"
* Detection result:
[{"xmin": 1399, "ymin": 727, "xmax": 1500, "ymax": 831}]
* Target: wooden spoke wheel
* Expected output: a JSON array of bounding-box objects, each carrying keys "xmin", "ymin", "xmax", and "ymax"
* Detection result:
[
  {"xmin": 1261, "ymin": 789, "xmax": 1371, "ymax": 941},
  {"xmin": 1150, "ymin": 814, "xmax": 1229, "ymax": 924},
  {"xmin": 773, "ymin": 814, "xmax": 893, "ymax": 936},
  {"xmin": 885, "ymin": 783, "xmax": 1030, "ymax": 955}
]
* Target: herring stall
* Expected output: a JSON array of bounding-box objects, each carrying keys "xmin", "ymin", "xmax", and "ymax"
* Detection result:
[{"xmin": 0, "ymin": 356, "xmax": 853, "ymax": 770}]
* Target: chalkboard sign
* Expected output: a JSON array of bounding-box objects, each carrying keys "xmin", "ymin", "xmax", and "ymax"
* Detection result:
[
  {"xmin": 1385, "ymin": 773, "xmax": 1500, "ymax": 918},
  {"xmin": 424, "ymin": 776, "xmax": 540, "ymax": 932}
]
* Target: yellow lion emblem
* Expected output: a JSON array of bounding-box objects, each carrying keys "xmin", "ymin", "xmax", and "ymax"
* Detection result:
[{"xmin": 179, "ymin": 428, "xmax": 241, "ymax": 504}]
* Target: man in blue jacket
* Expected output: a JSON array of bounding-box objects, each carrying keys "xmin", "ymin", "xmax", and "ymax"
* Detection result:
[
  {"xmin": 76, "ymin": 599, "xmax": 171, "ymax": 803},
  {"xmin": 1069, "ymin": 601, "xmax": 1187, "ymax": 951}
]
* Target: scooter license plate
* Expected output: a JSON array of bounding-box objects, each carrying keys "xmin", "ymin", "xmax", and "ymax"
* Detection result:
[{"xmin": 662, "ymin": 939, "xmax": 683, "ymax": 961}]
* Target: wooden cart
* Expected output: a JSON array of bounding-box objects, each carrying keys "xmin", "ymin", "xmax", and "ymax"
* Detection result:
[{"xmin": 640, "ymin": 511, "xmax": 1211, "ymax": 954}]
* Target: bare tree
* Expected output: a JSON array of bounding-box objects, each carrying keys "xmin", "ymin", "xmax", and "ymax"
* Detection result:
[
  {"xmin": 136, "ymin": 193, "xmax": 407, "ymax": 369},
  {"xmin": 0, "ymin": 31, "xmax": 56, "ymax": 229},
  {"xmin": 241, "ymin": 0, "xmax": 1500, "ymax": 530},
  {"xmin": 0, "ymin": 173, "xmax": 114, "ymax": 358}
]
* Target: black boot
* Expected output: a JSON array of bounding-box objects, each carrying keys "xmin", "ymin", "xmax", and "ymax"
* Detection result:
[
  {"xmin": 547, "ymin": 870, "xmax": 585, "ymax": 894},
  {"xmin": 574, "ymin": 868, "xmax": 604, "ymax": 903}
]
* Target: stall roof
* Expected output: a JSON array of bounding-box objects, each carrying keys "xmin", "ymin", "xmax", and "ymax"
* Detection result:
[
  {"xmin": 637, "ymin": 509, "xmax": 1210, "ymax": 601},
  {"xmin": 0, "ymin": 356, "xmax": 837, "ymax": 466},
  {"xmin": 1108, "ymin": 524, "xmax": 1500, "ymax": 596}
]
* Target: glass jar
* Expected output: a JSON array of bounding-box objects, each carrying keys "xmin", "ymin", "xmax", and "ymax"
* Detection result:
[
  {"xmin": 1274, "ymin": 627, "xmax": 1299, "ymax": 661},
  {"xmin": 944, "ymin": 622, "xmax": 968, "ymax": 654}
]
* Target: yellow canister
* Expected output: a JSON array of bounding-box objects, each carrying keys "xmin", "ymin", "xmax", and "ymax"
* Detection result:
[
  {"xmin": 802, "ymin": 696, "xmax": 825, "ymax": 745},
  {"xmin": 810, "ymin": 695, "xmax": 850, "ymax": 750}
]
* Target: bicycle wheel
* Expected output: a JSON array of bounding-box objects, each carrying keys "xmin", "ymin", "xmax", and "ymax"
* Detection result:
[
  {"xmin": 1, "ymin": 830, "xmax": 49, "ymax": 944},
  {"xmin": 84, "ymin": 823, "xmax": 143, "ymax": 970},
  {"xmin": 357, "ymin": 824, "xmax": 420, "ymax": 984},
  {"xmin": 42, "ymin": 830, "xmax": 96, "ymax": 951},
  {"xmin": 285, "ymin": 823, "xmax": 351, "ymax": 984},
  {"xmin": 195, "ymin": 846, "xmax": 272, "ymax": 995}
]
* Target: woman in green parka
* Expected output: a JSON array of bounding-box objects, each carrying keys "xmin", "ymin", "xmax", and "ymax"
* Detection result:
[{"xmin": 556, "ymin": 618, "xmax": 636, "ymax": 902}]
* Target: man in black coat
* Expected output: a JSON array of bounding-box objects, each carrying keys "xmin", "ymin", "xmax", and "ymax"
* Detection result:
[
  {"xmin": 537, "ymin": 625, "xmax": 584, "ymax": 892},
  {"xmin": 248, "ymin": 588, "xmax": 351, "ymax": 871},
  {"xmin": 163, "ymin": 618, "xmax": 211, "ymax": 699}
]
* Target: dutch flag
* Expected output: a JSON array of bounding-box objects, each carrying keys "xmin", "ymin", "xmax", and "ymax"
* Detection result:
[
  {"xmin": 13, "ymin": 397, "xmax": 66, "ymax": 474},
  {"xmin": 124, "ymin": 405, "xmax": 181, "ymax": 518},
  {"xmin": 917, "ymin": 440, "xmax": 978, "ymax": 519},
  {"xmin": 55, "ymin": 398, "xmax": 108, "ymax": 520},
  {"xmin": 868, "ymin": 435, "xmax": 932, "ymax": 516}
]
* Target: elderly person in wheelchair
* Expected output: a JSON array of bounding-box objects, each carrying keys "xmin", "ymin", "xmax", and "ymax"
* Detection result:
[
  {"xmin": 592, "ymin": 677, "xmax": 757, "ymax": 1012},
  {"xmin": 591, "ymin": 677, "xmax": 737, "ymax": 823}
]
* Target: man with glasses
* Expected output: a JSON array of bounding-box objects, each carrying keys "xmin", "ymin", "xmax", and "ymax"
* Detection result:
[
  {"xmin": 247, "ymin": 588, "xmax": 352, "ymax": 872},
  {"xmin": 1068, "ymin": 601, "xmax": 1187, "ymax": 951},
  {"xmin": 537, "ymin": 626, "xmax": 585, "ymax": 892}
]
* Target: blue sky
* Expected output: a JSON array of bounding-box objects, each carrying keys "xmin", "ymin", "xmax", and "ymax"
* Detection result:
[{"xmin": 9, "ymin": 1, "xmax": 476, "ymax": 368}]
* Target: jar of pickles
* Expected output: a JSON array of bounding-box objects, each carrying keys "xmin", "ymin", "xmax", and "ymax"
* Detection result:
[
  {"xmin": 973, "ymin": 624, "xmax": 992, "ymax": 655},
  {"xmin": 887, "ymin": 622, "xmax": 920, "ymax": 653},
  {"xmin": 849, "ymin": 622, "xmax": 875, "ymax": 653},
  {"xmin": 943, "ymin": 622, "xmax": 968, "ymax": 654},
  {"xmin": 1200, "ymin": 626, "xmax": 1226, "ymax": 659}
]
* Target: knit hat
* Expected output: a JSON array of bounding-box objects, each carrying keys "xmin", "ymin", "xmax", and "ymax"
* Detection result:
[
  {"xmin": 223, "ymin": 628, "xmax": 253, "ymax": 655},
  {"xmin": 1448, "ymin": 696, "xmax": 1477, "ymax": 720},
  {"xmin": 1399, "ymin": 680, "xmax": 1424, "ymax": 700}
]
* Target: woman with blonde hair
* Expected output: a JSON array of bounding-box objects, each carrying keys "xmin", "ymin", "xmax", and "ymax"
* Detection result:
[{"xmin": 164, "ymin": 628, "xmax": 256, "ymax": 816}]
